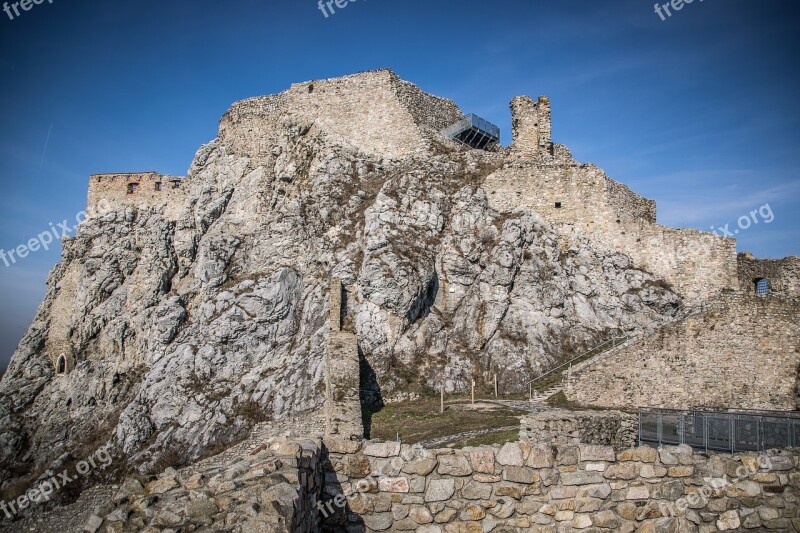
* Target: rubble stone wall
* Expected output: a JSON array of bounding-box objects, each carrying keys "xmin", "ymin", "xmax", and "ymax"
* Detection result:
[
  {"xmin": 738, "ymin": 252, "xmax": 800, "ymax": 298},
  {"xmin": 566, "ymin": 294, "xmax": 800, "ymax": 410},
  {"xmin": 520, "ymin": 409, "xmax": 638, "ymax": 451},
  {"xmin": 321, "ymin": 437, "xmax": 800, "ymax": 532}
]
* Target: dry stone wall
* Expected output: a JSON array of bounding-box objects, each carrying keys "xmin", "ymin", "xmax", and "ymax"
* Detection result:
[
  {"xmin": 566, "ymin": 294, "xmax": 800, "ymax": 410},
  {"xmin": 520, "ymin": 409, "xmax": 637, "ymax": 451},
  {"xmin": 321, "ymin": 437, "xmax": 800, "ymax": 532}
]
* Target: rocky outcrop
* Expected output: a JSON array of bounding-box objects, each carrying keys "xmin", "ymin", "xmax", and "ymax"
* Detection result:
[{"xmin": 0, "ymin": 69, "xmax": 684, "ymax": 497}]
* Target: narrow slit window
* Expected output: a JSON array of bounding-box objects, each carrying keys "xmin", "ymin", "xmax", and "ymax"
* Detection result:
[{"xmin": 555, "ymin": 202, "xmax": 562, "ymax": 209}]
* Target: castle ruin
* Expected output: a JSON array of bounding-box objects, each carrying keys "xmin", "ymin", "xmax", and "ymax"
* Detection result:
[{"xmin": 68, "ymin": 69, "xmax": 799, "ymax": 413}]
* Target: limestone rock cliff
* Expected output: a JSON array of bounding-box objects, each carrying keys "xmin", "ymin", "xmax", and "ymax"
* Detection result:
[{"xmin": 0, "ymin": 70, "xmax": 684, "ymax": 494}]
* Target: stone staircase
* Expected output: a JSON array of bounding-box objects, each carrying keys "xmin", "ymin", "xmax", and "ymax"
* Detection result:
[
  {"xmin": 561, "ymin": 299, "xmax": 731, "ymax": 397},
  {"xmin": 529, "ymin": 386, "xmax": 563, "ymax": 404}
]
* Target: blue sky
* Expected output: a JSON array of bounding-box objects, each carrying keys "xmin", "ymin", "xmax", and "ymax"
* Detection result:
[{"xmin": 1, "ymin": 0, "xmax": 798, "ymax": 367}]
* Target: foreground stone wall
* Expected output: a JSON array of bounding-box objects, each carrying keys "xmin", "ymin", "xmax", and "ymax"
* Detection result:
[
  {"xmin": 738, "ymin": 252, "xmax": 800, "ymax": 299},
  {"xmin": 520, "ymin": 409, "xmax": 637, "ymax": 451},
  {"xmin": 566, "ymin": 294, "xmax": 800, "ymax": 410},
  {"xmin": 322, "ymin": 437, "xmax": 800, "ymax": 532}
]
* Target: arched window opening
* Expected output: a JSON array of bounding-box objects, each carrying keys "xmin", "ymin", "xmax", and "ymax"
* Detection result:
[
  {"xmin": 754, "ymin": 278, "xmax": 769, "ymax": 296},
  {"xmin": 57, "ymin": 354, "xmax": 66, "ymax": 374}
]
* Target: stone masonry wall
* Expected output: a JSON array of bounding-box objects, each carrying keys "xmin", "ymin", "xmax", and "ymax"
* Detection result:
[
  {"xmin": 321, "ymin": 437, "xmax": 800, "ymax": 532},
  {"xmin": 220, "ymin": 69, "xmax": 462, "ymax": 161},
  {"xmin": 325, "ymin": 279, "xmax": 364, "ymax": 439},
  {"xmin": 738, "ymin": 252, "xmax": 800, "ymax": 298},
  {"xmin": 484, "ymin": 164, "xmax": 738, "ymax": 303},
  {"xmin": 520, "ymin": 409, "xmax": 638, "ymax": 451},
  {"xmin": 510, "ymin": 96, "xmax": 552, "ymax": 159},
  {"xmin": 86, "ymin": 172, "xmax": 187, "ymax": 219},
  {"xmin": 566, "ymin": 294, "xmax": 800, "ymax": 410}
]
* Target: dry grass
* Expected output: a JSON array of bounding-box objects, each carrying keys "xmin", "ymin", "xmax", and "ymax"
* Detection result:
[
  {"xmin": 368, "ymin": 395, "xmax": 525, "ymax": 445},
  {"xmin": 449, "ymin": 429, "xmax": 520, "ymax": 448}
]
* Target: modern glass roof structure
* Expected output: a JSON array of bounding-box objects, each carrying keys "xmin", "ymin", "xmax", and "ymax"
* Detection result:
[{"xmin": 442, "ymin": 113, "xmax": 500, "ymax": 150}]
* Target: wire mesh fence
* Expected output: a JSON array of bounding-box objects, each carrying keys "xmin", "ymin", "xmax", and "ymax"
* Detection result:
[{"xmin": 639, "ymin": 407, "xmax": 800, "ymax": 452}]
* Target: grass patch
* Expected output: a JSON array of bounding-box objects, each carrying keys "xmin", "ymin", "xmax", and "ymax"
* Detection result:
[
  {"xmin": 450, "ymin": 429, "xmax": 520, "ymax": 448},
  {"xmin": 369, "ymin": 395, "xmax": 524, "ymax": 445}
]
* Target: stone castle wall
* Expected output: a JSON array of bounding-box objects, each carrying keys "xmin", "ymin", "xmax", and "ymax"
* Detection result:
[
  {"xmin": 738, "ymin": 252, "xmax": 800, "ymax": 298},
  {"xmin": 220, "ymin": 68, "xmax": 463, "ymax": 161},
  {"xmin": 321, "ymin": 437, "xmax": 800, "ymax": 532},
  {"xmin": 565, "ymin": 294, "xmax": 800, "ymax": 410},
  {"xmin": 325, "ymin": 279, "xmax": 364, "ymax": 439},
  {"xmin": 86, "ymin": 172, "xmax": 188, "ymax": 219},
  {"xmin": 484, "ymin": 163, "xmax": 738, "ymax": 303}
]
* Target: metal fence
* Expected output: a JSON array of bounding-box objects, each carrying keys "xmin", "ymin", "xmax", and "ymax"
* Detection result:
[{"xmin": 639, "ymin": 407, "xmax": 800, "ymax": 452}]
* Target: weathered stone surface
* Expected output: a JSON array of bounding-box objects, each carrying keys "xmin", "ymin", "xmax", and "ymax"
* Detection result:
[
  {"xmin": 437, "ymin": 455, "xmax": 472, "ymax": 476},
  {"xmin": 409, "ymin": 505, "xmax": 434, "ymax": 524},
  {"xmin": 716, "ymin": 510, "xmax": 741, "ymax": 530},
  {"xmin": 363, "ymin": 442, "xmax": 401, "ymax": 458},
  {"xmin": 378, "ymin": 477, "xmax": 410, "ymax": 493},
  {"xmin": 496, "ymin": 443, "xmax": 524, "ymax": 466},
  {"xmin": 363, "ymin": 512, "xmax": 394, "ymax": 531},
  {"xmin": 403, "ymin": 457, "xmax": 439, "ymax": 476},
  {"xmin": 424, "ymin": 479, "xmax": 455, "ymax": 502},
  {"xmin": 468, "ymin": 448, "xmax": 495, "ymax": 474},
  {"xmin": 503, "ymin": 466, "xmax": 539, "ymax": 484},
  {"xmin": 579, "ymin": 444, "xmax": 615, "ymax": 462},
  {"xmin": 617, "ymin": 446, "xmax": 659, "ymax": 463}
]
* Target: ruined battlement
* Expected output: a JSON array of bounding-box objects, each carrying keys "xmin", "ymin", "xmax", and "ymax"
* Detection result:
[
  {"xmin": 510, "ymin": 94, "xmax": 553, "ymax": 158},
  {"xmin": 219, "ymin": 68, "xmax": 463, "ymax": 160},
  {"xmin": 738, "ymin": 252, "xmax": 800, "ymax": 298},
  {"xmin": 86, "ymin": 171, "xmax": 187, "ymax": 218}
]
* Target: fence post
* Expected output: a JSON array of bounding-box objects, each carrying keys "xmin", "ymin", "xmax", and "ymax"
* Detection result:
[
  {"xmin": 638, "ymin": 411, "xmax": 642, "ymax": 447},
  {"xmin": 440, "ymin": 386, "xmax": 444, "ymax": 414},
  {"xmin": 494, "ymin": 374, "xmax": 498, "ymax": 398},
  {"xmin": 471, "ymin": 380, "xmax": 475, "ymax": 405}
]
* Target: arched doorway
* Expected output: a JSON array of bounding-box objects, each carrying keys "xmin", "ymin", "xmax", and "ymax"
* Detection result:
[{"xmin": 57, "ymin": 354, "xmax": 67, "ymax": 375}]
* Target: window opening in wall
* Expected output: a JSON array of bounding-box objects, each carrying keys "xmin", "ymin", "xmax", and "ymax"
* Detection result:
[
  {"xmin": 754, "ymin": 278, "xmax": 769, "ymax": 296},
  {"xmin": 172, "ymin": 180, "xmax": 182, "ymax": 188},
  {"xmin": 155, "ymin": 182, "xmax": 162, "ymax": 191},
  {"xmin": 127, "ymin": 183, "xmax": 138, "ymax": 194},
  {"xmin": 555, "ymin": 202, "xmax": 562, "ymax": 209},
  {"xmin": 57, "ymin": 354, "xmax": 66, "ymax": 374}
]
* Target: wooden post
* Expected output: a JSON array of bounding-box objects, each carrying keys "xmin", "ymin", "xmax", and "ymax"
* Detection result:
[
  {"xmin": 494, "ymin": 374, "xmax": 498, "ymax": 398},
  {"xmin": 529, "ymin": 382, "xmax": 532, "ymax": 401},
  {"xmin": 471, "ymin": 380, "xmax": 475, "ymax": 405},
  {"xmin": 440, "ymin": 386, "xmax": 444, "ymax": 414}
]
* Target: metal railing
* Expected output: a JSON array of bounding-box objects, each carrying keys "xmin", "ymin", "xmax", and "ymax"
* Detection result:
[
  {"xmin": 524, "ymin": 336, "xmax": 628, "ymax": 388},
  {"xmin": 639, "ymin": 407, "xmax": 800, "ymax": 452}
]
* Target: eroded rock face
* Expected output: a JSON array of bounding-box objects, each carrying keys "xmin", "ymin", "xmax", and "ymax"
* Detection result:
[{"xmin": 0, "ymin": 70, "xmax": 680, "ymax": 491}]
